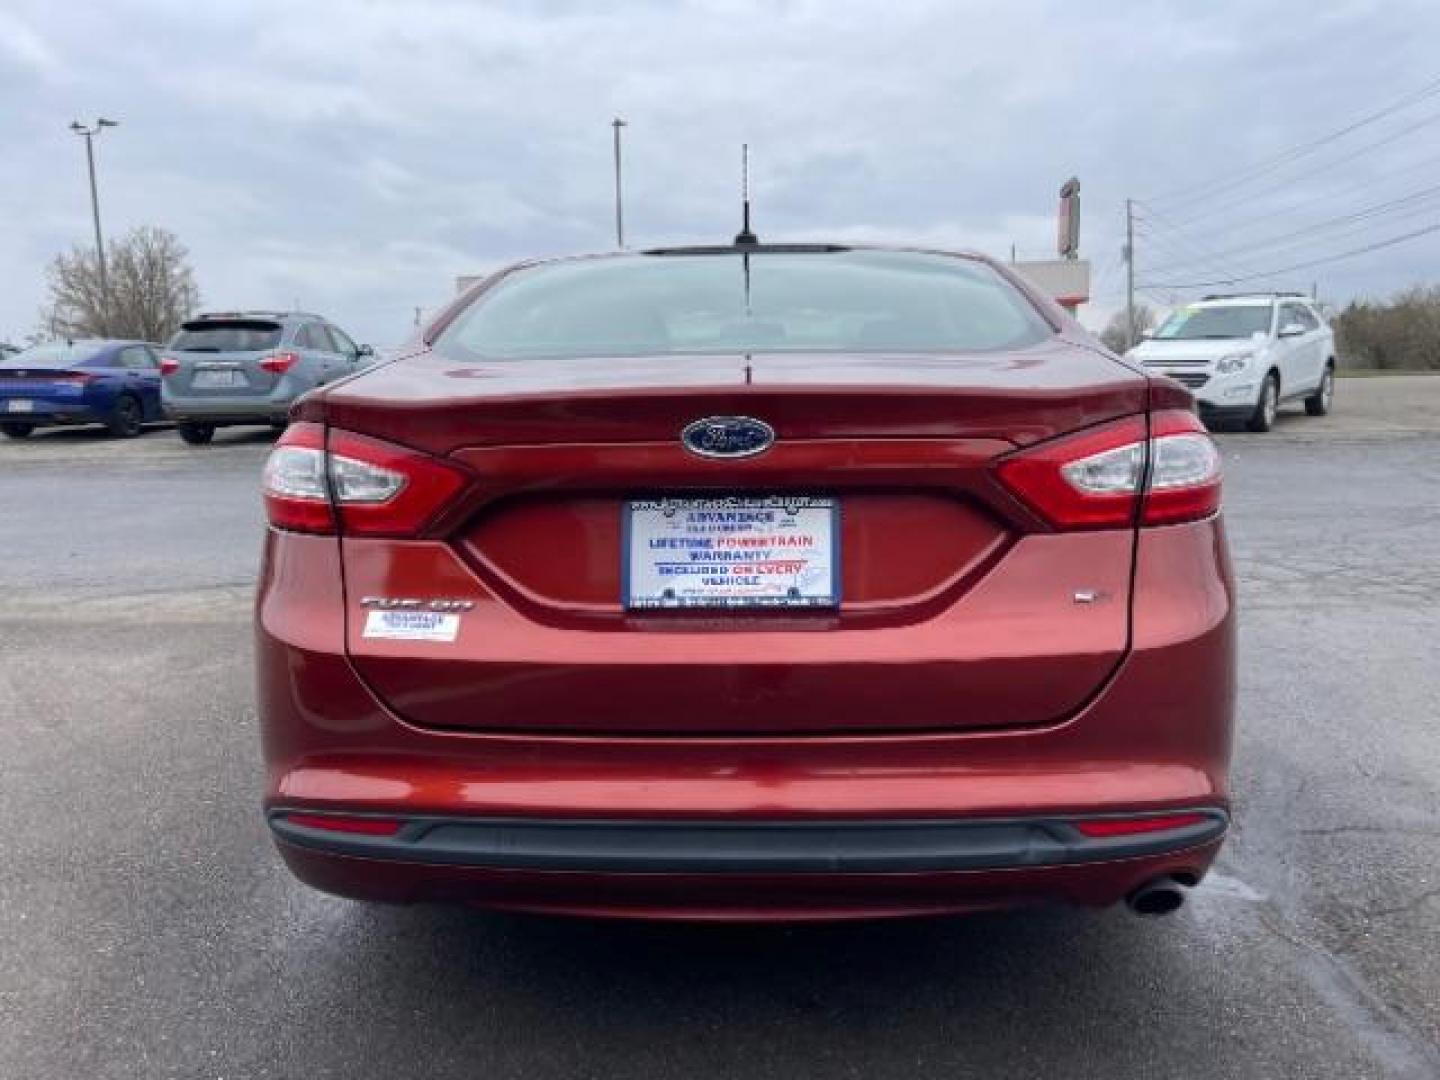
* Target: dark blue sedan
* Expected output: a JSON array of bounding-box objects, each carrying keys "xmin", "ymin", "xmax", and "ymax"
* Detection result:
[{"xmin": 0, "ymin": 340, "xmax": 164, "ymax": 439}]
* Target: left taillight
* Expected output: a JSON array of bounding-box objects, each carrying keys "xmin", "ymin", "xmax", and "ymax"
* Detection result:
[
  {"xmin": 261, "ymin": 421, "xmax": 470, "ymax": 536},
  {"xmin": 996, "ymin": 409, "xmax": 1222, "ymax": 530},
  {"xmin": 158, "ymin": 357, "xmax": 180, "ymax": 376}
]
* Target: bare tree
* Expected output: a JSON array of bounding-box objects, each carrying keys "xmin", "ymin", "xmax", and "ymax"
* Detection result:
[
  {"xmin": 44, "ymin": 226, "xmax": 201, "ymax": 342},
  {"xmin": 1098, "ymin": 303, "xmax": 1158, "ymax": 354}
]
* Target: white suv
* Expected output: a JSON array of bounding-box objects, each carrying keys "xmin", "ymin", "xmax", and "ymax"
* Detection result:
[{"xmin": 1125, "ymin": 293, "xmax": 1336, "ymax": 432}]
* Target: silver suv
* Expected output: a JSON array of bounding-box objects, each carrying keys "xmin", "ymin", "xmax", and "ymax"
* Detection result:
[{"xmin": 160, "ymin": 311, "xmax": 376, "ymax": 444}]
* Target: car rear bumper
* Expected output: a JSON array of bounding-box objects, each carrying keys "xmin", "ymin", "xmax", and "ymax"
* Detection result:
[
  {"xmin": 272, "ymin": 834, "xmax": 1225, "ymax": 920},
  {"xmin": 2, "ymin": 411, "xmax": 106, "ymax": 427},
  {"xmin": 163, "ymin": 392, "xmax": 294, "ymax": 424},
  {"xmin": 2, "ymin": 400, "xmax": 107, "ymax": 426},
  {"xmin": 257, "ymin": 516, "xmax": 1236, "ymax": 918},
  {"xmin": 269, "ymin": 808, "xmax": 1227, "ymax": 873}
]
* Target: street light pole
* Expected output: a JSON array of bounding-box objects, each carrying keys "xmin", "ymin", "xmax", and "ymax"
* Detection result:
[
  {"xmin": 70, "ymin": 118, "xmax": 119, "ymax": 333},
  {"xmin": 611, "ymin": 117, "xmax": 627, "ymax": 248},
  {"xmin": 1124, "ymin": 197, "xmax": 1136, "ymax": 349}
]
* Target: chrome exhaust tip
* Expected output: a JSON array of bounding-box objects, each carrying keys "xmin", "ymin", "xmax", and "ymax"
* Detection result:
[{"xmin": 1126, "ymin": 876, "xmax": 1187, "ymax": 917}]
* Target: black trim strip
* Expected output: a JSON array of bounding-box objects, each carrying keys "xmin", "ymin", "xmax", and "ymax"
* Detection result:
[{"xmin": 268, "ymin": 810, "xmax": 1227, "ymax": 875}]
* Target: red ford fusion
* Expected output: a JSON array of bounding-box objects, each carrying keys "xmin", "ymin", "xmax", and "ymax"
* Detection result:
[{"xmin": 257, "ymin": 243, "xmax": 1234, "ymax": 921}]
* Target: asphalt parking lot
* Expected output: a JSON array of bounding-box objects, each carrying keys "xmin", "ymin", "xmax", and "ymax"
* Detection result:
[{"xmin": 2, "ymin": 378, "xmax": 1438, "ymax": 1080}]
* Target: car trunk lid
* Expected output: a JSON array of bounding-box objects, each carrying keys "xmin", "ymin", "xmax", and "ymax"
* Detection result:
[{"xmin": 328, "ymin": 340, "xmax": 1149, "ymax": 735}]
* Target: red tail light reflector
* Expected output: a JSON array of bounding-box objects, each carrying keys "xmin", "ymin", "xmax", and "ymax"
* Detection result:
[
  {"xmin": 1074, "ymin": 813, "xmax": 1209, "ymax": 838},
  {"xmin": 284, "ymin": 813, "xmax": 404, "ymax": 836},
  {"xmin": 53, "ymin": 372, "xmax": 97, "ymax": 385},
  {"xmin": 261, "ymin": 422, "xmax": 471, "ymax": 536},
  {"xmin": 996, "ymin": 410, "xmax": 1221, "ymax": 529},
  {"xmin": 158, "ymin": 357, "xmax": 180, "ymax": 376},
  {"xmin": 259, "ymin": 352, "xmax": 301, "ymax": 375}
]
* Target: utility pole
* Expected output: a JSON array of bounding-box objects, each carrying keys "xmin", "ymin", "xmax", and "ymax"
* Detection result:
[
  {"xmin": 611, "ymin": 117, "xmax": 627, "ymax": 248},
  {"xmin": 1124, "ymin": 197, "xmax": 1136, "ymax": 349},
  {"xmin": 70, "ymin": 118, "xmax": 119, "ymax": 333}
]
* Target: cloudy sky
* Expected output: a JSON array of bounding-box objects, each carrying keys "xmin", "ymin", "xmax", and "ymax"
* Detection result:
[{"xmin": 4, "ymin": 0, "xmax": 1439, "ymax": 345}]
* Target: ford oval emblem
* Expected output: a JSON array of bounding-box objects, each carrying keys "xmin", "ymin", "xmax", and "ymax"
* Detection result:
[{"xmin": 680, "ymin": 416, "xmax": 775, "ymax": 459}]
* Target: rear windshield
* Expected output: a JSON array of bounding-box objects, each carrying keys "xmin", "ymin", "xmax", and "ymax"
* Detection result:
[
  {"xmin": 170, "ymin": 320, "xmax": 283, "ymax": 352},
  {"xmin": 435, "ymin": 250, "xmax": 1053, "ymax": 360},
  {"xmin": 3, "ymin": 342, "xmax": 109, "ymax": 368},
  {"xmin": 1155, "ymin": 304, "xmax": 1273, "ymax": 341}
]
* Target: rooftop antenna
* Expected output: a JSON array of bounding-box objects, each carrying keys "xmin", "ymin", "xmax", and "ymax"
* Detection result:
[{"xmin": 733, "ymin": 143, "xmax": 758, "ymax": 246}]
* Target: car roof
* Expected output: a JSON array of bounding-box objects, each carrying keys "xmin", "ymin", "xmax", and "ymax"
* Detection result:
[
  {"xmin": 1190, "ymin": 298, "xmax": 1276, "ymax": 308},
  {"xmin": 5, "ymin": 339, "xmax": 155, "ymax": 358},
  {"xmin": 460, "ymin": 244, "xmax": 1002, "ymax": 285},
  {"xmin": 1198, "ymin": 292, "xmax": 1311, "ymax": 304},
  {"xmin": 50, "ymin": 338, "xmax": 153, "ymax": 348},
  {"xmin": 503, "ymin": 242, "xmax": 992, "ymax": 270},
  {"xmin": 188, "ymin": 310, "xmax": 326, "ymax": 323}
]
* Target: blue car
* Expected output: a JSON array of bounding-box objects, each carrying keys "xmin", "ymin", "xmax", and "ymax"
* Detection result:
[{"xmin": 0, "ymin": 339, "xmax": 164, "ymax": 439}]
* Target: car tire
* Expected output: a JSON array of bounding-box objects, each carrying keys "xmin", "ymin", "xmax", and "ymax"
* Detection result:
[
  {"xmin": 1305, "ymin": 363, "xmax": 1335, "ymax": 417},
  {"xmin": 1246, "ymin": 372, "xmax": 1280, "ymax": 433},
  {"xmin": 2, "ymin": 421, "xmax": 36, "ymax": 439},
  {"xmin": 177, "ymin": 422, "xmax": 217, "ymax": 446},
  {"xmin": 106, "ymin": 394, "xmax": 144, "ymax": 438}
]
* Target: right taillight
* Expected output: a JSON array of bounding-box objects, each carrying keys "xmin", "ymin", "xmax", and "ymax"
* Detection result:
[
  {"xmin": 261, "ymin": 422, "xmax": 471, "ymax": 536},
  {"xmin": 996, "ymin": 409, "xmax": 1221, "ymax": 530},
  {"xmin": 1140, "ymin": 411, "xmax": 1224, "ymax": 525},
  {"xmin": 259, "ymin": 352, "xmax": 300, "ymax": 375}
]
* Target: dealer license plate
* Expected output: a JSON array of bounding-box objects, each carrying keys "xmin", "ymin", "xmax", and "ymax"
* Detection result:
[{"xmin": 624, "ymin": 496, "xmax": 839, "ymax": 610}]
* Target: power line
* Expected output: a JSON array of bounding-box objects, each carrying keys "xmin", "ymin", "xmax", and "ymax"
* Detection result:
[
  {"xmin": 1145, "ymin": 73, "xmax": 1440, "ymax": 207},
  {"xmin": 1151, "ymin": 107, "xmax": 1440, "ymax": 232},
  {"xmin": 1138, "ymin": 221, "xmax": 1440, "ymax": 289},
  {"xmin": 1139, "ymin": 181, "xmax": 1440, "ymax": 272},
  {"xmin": 1161, "ymin": 148, "xmax": 1440, "ymax": 240},
  {"xmin": 1134, "ymin": 224, "xmax": 1254, "ymax": 282},
  {"xmin": 1139, "ymin": 288, "xmax": 1186, "ymax": 310},
  {"xmin": 1133, "ymin": 205, "xmax": 1265, "ymax": 282},
  {"xmin": 1141, "ymin": 208, "xmax": 1440, "ymax": 284},
  {"xmin": 1089, "ymin": 249, "xmax": 1126, "ymax": 305}
]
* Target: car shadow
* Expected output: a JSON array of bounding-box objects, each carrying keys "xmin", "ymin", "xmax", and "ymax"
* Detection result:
[
  {"xmin": 335, "ymin": 901, "xmax": 1175, "ymax": 1013},
  {"xmin": 17, "ymin": 424, "xmax": 281, "ymax": 447},
  {"xmin": 207, "ymin": 427, "xmax": 283, "ymax": 446},
  {"xmin": 1209, "ymin": 405, "xmax": 1309, "ymax": 437},
  {"xmin": 254, "ymin": 899, "xmax": 1235, "ymax": 1076},
  {"xmin": 20, "ymin": 423, "xmax": 173, "ymax": 443}
]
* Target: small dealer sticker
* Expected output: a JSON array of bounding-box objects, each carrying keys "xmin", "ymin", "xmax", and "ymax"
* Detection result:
[{"xmin": 363, "ymin": 610, "xmax": 461, "ymax": 643}]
